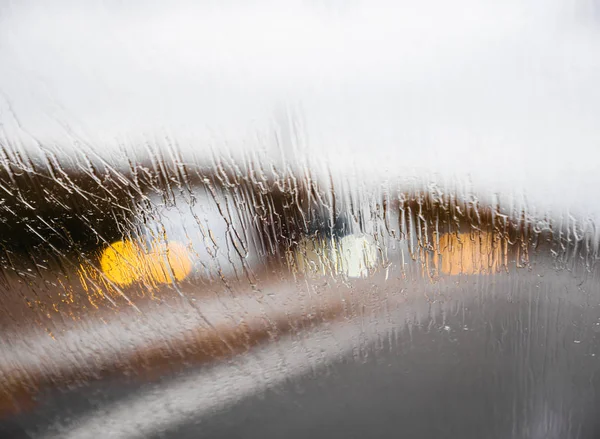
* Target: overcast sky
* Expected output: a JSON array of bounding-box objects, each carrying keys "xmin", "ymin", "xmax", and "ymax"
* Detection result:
[{"xmin": 0, "ymin": 0, "xmax": 599, "ymax": 217}]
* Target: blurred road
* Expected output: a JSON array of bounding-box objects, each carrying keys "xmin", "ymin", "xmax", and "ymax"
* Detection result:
[{"xmin": 1, "ymin": 254, "xmax": 600, "ymax": 438}]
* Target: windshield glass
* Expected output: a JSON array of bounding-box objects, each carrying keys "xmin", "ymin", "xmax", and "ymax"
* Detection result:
[{"xmin": 1, "ymin": 1, "xmax": 600, "ymax": 438}]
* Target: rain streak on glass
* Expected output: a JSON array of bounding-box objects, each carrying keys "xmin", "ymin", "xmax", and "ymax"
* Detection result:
[{"xmin": 1, "ymin": 1, "xmax": 600, "ymax": 439}]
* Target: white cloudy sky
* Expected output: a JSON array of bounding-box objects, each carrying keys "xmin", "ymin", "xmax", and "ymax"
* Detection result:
[{"xmin": 0, "ymin": 0, "xmax": 599, "ymax": 216}]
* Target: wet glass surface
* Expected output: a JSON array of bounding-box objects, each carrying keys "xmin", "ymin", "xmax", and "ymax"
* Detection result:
[{"xmin": 1, "ymin": 1, "xmax": 600, "ymax": 438}]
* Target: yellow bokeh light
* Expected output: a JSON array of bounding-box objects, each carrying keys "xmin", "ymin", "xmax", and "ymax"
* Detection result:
[
  {"xmin": 435, "ymin": 231, "xmax": 505, "ymax": 276},
  {"xmin": 100, "ymin": 239, "xmax": 193, "ymax": 286},
  {"xmin": 99, "ymin": 240, "xmax": 143, "ymax": 286},
  {"xmin": 145, "ymin": 241, "xmax": 193, "ymax": 284}
]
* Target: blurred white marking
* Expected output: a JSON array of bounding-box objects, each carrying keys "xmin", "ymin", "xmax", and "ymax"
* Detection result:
[{"xmin": 43, "ymin": 320, "xmax": 375, "ymax": 439}]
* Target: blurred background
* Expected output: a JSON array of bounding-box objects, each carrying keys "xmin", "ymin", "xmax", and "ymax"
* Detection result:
[{"xmin": 1, "ymin": 1, "xmax": 600, "ymax": 438}]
